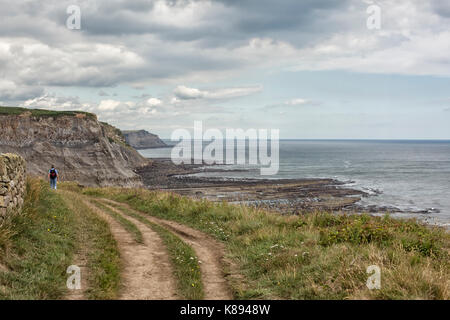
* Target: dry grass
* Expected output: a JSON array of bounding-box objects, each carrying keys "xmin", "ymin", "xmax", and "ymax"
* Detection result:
[{"xmin": 82, "ymin": 186, "xmax": 450, "ymax": 300}]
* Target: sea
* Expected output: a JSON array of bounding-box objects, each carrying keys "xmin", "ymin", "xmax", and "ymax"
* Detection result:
[{"xmin": 138, "ymin": 140, "xmax": 450, "ymax": 227}]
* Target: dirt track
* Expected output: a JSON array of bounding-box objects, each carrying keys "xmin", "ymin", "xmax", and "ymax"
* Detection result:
[
  {"xmin": 100, "ymin": 198, "xmax": 232, "ymax": 300},
  {"xmin": 84, "ymin": 200, "xmax": 179, "ymax": 300}
]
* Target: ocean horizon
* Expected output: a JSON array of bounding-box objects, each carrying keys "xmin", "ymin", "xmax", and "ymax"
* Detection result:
[{"xmin": 140, "ymin": 139, "xmax": 450, "ymax": 227}]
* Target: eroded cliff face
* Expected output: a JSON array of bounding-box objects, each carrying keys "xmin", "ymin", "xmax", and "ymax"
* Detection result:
[
  {"xmin": 0, "ymin": 111, "xmax": 147, "ymax": 187},
  {"xmin": 122, "ymin": 130, "xmax": 167, "ymax": 149}
]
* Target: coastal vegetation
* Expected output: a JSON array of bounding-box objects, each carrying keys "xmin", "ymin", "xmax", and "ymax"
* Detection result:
[
  {"xmin": 0, "ymin": 106, "xmax": 95, "ymax": 119},
  {"xmin": 83, "ymin": 186, "xmax": 450, "ymax": 300},
  {"xmin": 0, "ymin": 178, "xmax": 448, "ymax": 300},
  {"xmin": 0, "ymin": 179, "xmax": 121, "ymax": 299}
]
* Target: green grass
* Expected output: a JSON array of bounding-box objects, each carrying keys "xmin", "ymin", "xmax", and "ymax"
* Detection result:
[
  {"xmin": 101, "ymin": 200, "xmax": 204, "ymax": 300},
  {"xmin": 61, "ymin": 192, "xmax": 121, "ymax": 299},
  {"xmin": 0, "ymin": 106, "xmax": 95, "ymax": 119},
  {"xmin": 83, "ymin": 187, "xmax": 450, "ymax": 300},
  {"xmin": 90, "ymin": 200, "xmax": 143, "ymax": 244},
  {"xmin": 0, "ymin": 179, "xmax": 77, "ymax": 299}
]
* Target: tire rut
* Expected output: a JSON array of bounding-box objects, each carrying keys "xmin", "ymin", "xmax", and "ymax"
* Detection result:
[
  {"xmin": 84, "ymin": 200, "xmax": 179, "ymax": 300},
  {"xmin": 101, "ymin": 198, "xmax": 232, "ymax": 300}
]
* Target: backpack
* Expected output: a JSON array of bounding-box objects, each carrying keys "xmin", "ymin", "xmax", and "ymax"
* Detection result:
[{"xmin": 49, "ymin": 169, "xmax": 57, "ymax": 179}]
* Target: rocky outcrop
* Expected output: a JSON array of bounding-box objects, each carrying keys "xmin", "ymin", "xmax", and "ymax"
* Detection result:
[
  {"xmin": 122, "ymin": 130, "xmax": 167, "ymax": 149},
  {"xmin": 0, "ymin": 153, "xmax": 26, "ymax": 219},
  {"xmin": 0, "ymin": 108, "xmax": 148, "ymax": 187}
]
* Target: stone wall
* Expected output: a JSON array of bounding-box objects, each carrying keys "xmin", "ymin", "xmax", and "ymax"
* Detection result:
[{"xmin": 0, "ymin": 153, "xmax": 26, "ymax": 218}]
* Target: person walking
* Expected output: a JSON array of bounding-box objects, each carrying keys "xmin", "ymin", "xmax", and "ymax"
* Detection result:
[{"xmin": 48, "ymin": 165, "xmax": 59, "ymax": 190}]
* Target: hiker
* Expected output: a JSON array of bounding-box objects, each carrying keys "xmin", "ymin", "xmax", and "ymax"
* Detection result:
[{"xmin": 48, "ymin": 165, "xmax": 58, "ymax": 190}]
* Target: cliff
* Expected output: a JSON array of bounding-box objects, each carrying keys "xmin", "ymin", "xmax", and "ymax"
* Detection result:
[
  {"xmin": 0, "ymin": 107, "xmax": 148, "ymax": 187},
  {"xmin": 122, "ymin": 130, "xmax": 167, "ymax": 149}
]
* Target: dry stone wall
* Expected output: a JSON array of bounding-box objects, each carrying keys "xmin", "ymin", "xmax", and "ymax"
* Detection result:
[{"xmin": 0, "ymin": 153, "xmax": 26, "ymax": 219}]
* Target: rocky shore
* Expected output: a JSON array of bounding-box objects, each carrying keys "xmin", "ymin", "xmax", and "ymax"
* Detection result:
[
  {"xmin": 137, "ymin": 158, "xmax": 444, "ymax": 217},
  {"xmin": 136, "ymin": 159, "xmax": 368, "ymax": 214}
]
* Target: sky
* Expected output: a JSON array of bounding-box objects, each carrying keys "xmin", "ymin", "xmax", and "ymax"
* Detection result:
[{"xmin": 1, "ymin": 0, "xmax": 450, "ymax": 139}]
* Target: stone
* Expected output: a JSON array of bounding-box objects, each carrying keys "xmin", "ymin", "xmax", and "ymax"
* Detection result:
[{"xmin": 0, "ymin": 161, "xmax": 6, "ymax": 177}]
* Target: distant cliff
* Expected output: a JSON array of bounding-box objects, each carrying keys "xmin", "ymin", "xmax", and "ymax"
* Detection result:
[
  {"xmin": 0, "ymin": 107, "xmax": 148, "ymax": 187},
  {"xmin": 122, "ymin": 130, "xmax": 167, "ymax": 149}
]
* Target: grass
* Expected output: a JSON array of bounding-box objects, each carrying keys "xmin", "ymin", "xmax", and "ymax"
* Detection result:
[
  {"xmin": 0, "ymin": 178, "xmax": 77, "ymax": 299},
  {"xmin": 83, "ymin": 187, "xmax": 450, "ymax": 300},
  {"xmin": 100, "ymin": 199, "xmax": 204, "ymax": 300},
  {"xmin": 61, "ymin": 191, "xmax": 121, "ymax": 299},
  {"xmin": 0, "ymin": 106, "xmax": 95, "ymax": 119},
  {"xmin": 90, "ymin": 200, "xmax": 143, "ymax": 244}
]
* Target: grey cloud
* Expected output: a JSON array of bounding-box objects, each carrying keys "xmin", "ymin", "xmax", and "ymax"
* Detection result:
[
  {"xmin": 1, "ymin": 0, "xmax": 450, "ymax": 111},
  {"xmin": 0, "ymin": 81, "xmax": 44, "ymax": 102},
  {"xmin": 431, "ymin": 0, "xmax": 450, "ymax": 18}
]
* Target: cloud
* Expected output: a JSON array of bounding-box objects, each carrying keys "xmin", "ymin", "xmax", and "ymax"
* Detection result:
[
  {"xmin": 262, "ymin": 98, "xmax": 321, "ymax": 111},
  {"xmin": 0, "ymin": 79, "xmax": 44, "ymax": 102},
  {"xmin": 174, "ymin": 85, "xmax": 262, "ymax": 100},
  {"xmin": 20, "ymin": 93, "xmax": 87, "ymax": 111},
  {"xmin": 173, "ymin": 85, "xmax": 207, "ymax": 100},
  {"xmin": 1, "ymin": 0, "xmax": 450, "ymax": 101},
  {"xmin": 2, "ymin": 0, "xmax": 450, "ymax": 139},
  {"xmin": 285, "ymin": 99, "xmax": 311, "ymax": 106},
  {"xmin": 144, "ymin": 97, "xmax": 163, "ymax": 107}
]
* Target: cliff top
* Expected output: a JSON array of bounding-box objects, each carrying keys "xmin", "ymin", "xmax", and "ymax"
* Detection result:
[{"xmin": 0, "ymin": 106, "xmax": 96, "ymax": 119}]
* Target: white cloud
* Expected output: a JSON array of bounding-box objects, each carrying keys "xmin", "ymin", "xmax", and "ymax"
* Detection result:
[
  {"xmin": 285, "ymin": 99, "xmax": 310, "ymax": 106},
  {"xmin": 173, "ymin": 85, "xmax": 262, "ymax": 100},
  {"xmin": 21, "ymin": 93, "xmax": 87, "ymax": 111},
  {"xmin": 98, "ymin": 100, "xmax": 122, "ymax": 111},
  {"xmin": 145, "ymin": 98, "xmax": 163, "ymax": 107},
  {"xmin": 173, "ymin": 85, "xmax": 207, "ymax": 100}
]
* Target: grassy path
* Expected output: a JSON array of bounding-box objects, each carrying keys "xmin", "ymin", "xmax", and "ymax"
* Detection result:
[
  {"xmin": 83, "ymin": 186, "xmax": 450, "ymax": 300},
  {"xmin": 90, "ymin": 199, "xmax": 143, "ymax": 244},
  {"xmin": 3, "ymin": 179, "xmax": 448, "ymax": 300},
  {"xmin": 61, "ymin": 191, "xmax": 121, "ymax": 300},
  {"xmin": 0, "ymin": 180, "xmax": 77, "ymax": 299},
  {"xmin": 82, "ymin": 198, "xmax": 179, "ymax": 300},
  {"xmin": 100, "ymin": 199, "xmax": 232, "ymax": 300},
  {"xmin": 98, "ymin": 200, "xmax": 206, "ymax": 300}
]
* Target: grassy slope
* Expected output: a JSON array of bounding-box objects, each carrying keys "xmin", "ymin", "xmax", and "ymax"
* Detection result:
[
  {"xmin": 0, "ymin": 179, "xmax": 121, "ymax": 300},
  {"xmin": 0, "ymin": 179, "xmax": 77, "ymax": 299},
  {"xmin": 83, "ymin": 187, "xmax": 450, "ymax": 300}
]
